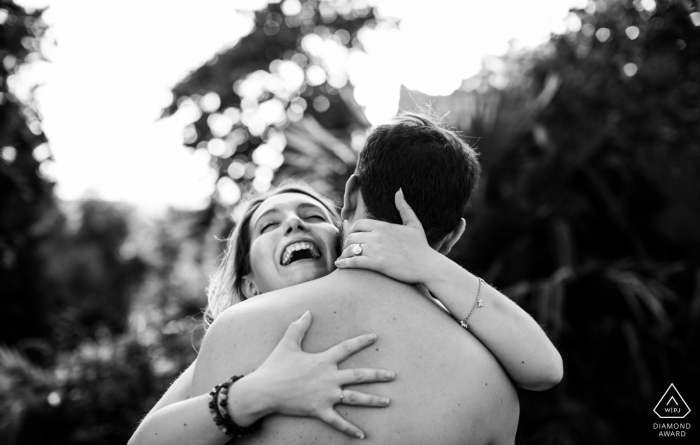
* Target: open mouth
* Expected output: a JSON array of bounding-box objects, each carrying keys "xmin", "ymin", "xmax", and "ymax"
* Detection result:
[{"xmin": 280, "ymin": 241, "xmax": 323, "ymax": 266}]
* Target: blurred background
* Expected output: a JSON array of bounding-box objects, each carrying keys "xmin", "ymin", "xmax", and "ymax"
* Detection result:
[{"xmin": 1, "ymin": 0, "xmax": 698, "ymax": 443}]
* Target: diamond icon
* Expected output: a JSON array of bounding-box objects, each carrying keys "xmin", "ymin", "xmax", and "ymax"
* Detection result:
[{"xmin": 653, "ymin": 384, "xmax": 691, "ymax": 419}]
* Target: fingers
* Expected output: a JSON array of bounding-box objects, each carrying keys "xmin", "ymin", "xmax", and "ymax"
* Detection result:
[
  {"xmin": 336, "ymin": 242, "xmax": 379, "ymax": 270},
  {"xmin": 336, "ymin": 243, "xmax": 356, "ymax": 261},
  {"xmin": 348, "ymin": 219, "xmax": 384, "ymax": 235},
  {"xmin": 343, "ymin": 231, "xmax": 372, "ymax": 250},
  {"xmin": 337, "ymin": 368, "xmax": 396, "ymax": 385},
  {"xmin": 281, "ymin": 311, "xmax": 312, "ymax": 349},
  {"xmin": 338, "ymin": 389, "xmax": 391, "ymax": 407},
  {"xmin": 335, "ymin": 255, "xmax": 376, "ymax": 271},
  {"xmin": 395, "ymin": 188, "xmax": 423, "ymax": 230},
  {"xmin": 324, "ymin": 333, "xmax": 377, "ymax": 362},
  {"xmin": 337, "ymin": 240, "xmax": 371, "ymax": 260},
  {"xmin": 318, "ymin": 409, "xmax": 365, "ymax": 439}
]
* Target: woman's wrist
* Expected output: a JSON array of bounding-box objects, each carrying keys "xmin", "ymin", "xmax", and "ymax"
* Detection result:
[
  {"xmin": 415, "ymin": 245, "xmax": 441, "ymax": 285},
  {"xmin": 225, "ymin": 373, "xmax": 274, "ymax": 427},
  {"xmin": 421, "ymin": 256, "xmax": 490, "ymax": 321},
  {"xmin": 422, "ymin": 252, "xmax": 459, "ymax": 289}
]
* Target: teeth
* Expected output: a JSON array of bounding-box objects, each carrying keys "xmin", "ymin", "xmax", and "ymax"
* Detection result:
[{"xmin": 281, "ymin": 241, "xmax": 322, "ymax": 265}]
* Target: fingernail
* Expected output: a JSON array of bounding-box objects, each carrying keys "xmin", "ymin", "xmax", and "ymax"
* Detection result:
[
  {"xmin": 369, "ymin": 333, "xmax": 377, "ymax": 341},
  {"xmin": 385, "ymin": 371, "xmax": 394, "ymax": 379},
  {"xmin": 303, "ymin": 310, "xmax": 310, "ymax": 318},
  {"xmin": 356, "ymin": 432, "xmax": 364, "ymax": 439},
  {"xmin": 380, "ymin": 397, "xmax": 390, "ymax": 405}
]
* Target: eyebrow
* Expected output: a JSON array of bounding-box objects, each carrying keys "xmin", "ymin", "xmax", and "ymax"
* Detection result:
[
  {"xmin": 253, "ymin": 208, "xmax": 280, "ymax": 228},
  {"xmin": 297, "ymin": 202, "xmax": 326, "ymax": 215}
]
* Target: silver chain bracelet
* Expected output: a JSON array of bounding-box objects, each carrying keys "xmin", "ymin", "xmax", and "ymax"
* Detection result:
[{"xmin": 459, "ymin": 277, "xmax": 485, "ymax": 330}]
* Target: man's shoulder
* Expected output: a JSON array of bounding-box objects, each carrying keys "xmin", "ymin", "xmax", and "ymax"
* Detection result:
[
  {"xmin": 216, "ymin": 270, "xmax": 416, "ymax": 319},
  {"xmin": 215, "ymin": 280, "xmax": 326, "ymax": 325},
  {"xmin": 193, "ymin": 293, "xmax": 301, "ymax": 395},
  {"xmin": 205, "ymin": 269, "xmax": 431, "ymax": 355}
]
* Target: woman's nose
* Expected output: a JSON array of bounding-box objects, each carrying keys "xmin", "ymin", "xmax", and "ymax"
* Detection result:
[{"xmin": 283, "ymin": 216, "xmax": 309, "ymax": 235}]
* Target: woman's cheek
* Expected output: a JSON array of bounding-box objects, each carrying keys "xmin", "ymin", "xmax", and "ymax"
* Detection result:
[
  {"xmin": 249, "ymin": 237, "xmax": 277, "ymax": 280},
  {"xmin": 323, "ymin": 225, "xmax": 341, "ymax": 259}
]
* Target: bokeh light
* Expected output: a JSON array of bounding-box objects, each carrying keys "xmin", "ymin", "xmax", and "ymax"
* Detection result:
[
  {"xmin": 207, "ymin": 113, "xmax": 234, "ymax": 137},
  {"xmin": 32, "ymin": 142, "xmax": 51, "ymax": 162},
  {"xmin": 207, "ymin": 138, "xmax": 234, "ymax": 158},
  {"xmin": 639, "ymin": 0, "xmax": 656, "ymax": 11},
  {"xmin": 281, "ymin": 0, "xmax": 302, "ymax": 16},
  {"xmin": 690, "ymin": 12, "xmax": 700, "ymax": 27},
  {"xmin": 216, "ymin": 176, "xmax": 241, "ymax": 205},
  {"xmin": 1, "ymin": 146, "xmax": 17, "ymax": 164},
  {"xmin": 305, "ymin": 64, "xmax": 327, "ymax": 86},
  {"xmin": 47, "ymin": 391, "xmax": 61, "ymax": 407},
  {"xmin": 227, "ymin": 160, "xmax": 246, "ymax": 179},
  {"xmin": 565, "ymin": 13, "xmax": 582, "ymax": 32},
  {"xmin": 312, "ymin": 95, "xmax": 330, "ymax": 112},
  {"xmin": 623, "ymin": 62, "xmax": 638, "ymax": 77},
  {"xmin": 596, "ymin": 27, "xmax": 612, "ymax": 42},
  {"xmin": 38, "ymin": 159, "xmax": 57, "ymax": 181},
  {"xmin": 15, "ymin": 0, "xmax": 587, "ymax": 209}
]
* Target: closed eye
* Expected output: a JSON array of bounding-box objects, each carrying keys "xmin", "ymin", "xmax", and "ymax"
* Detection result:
[
  {"xmin": 305, "ymin": 215, "xmax": 326, "ymax": 222},
  {"xmin": 261, "ymin": 222, "xmax": 279, "ymax": 233}
]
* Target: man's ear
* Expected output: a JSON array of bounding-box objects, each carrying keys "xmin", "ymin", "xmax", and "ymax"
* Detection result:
[
  {"xmin": 241, "ymin": 275, "xmax": 260, "ymax": 299},
  {"xmin": 341, "ymin": 174, "xmax": 360, "ymax": 220},
  {"xmin": 438, "ymin": 218, "xmax": 466, "ymax": 255}
]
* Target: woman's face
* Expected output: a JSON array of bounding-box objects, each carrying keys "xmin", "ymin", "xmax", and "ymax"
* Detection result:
[{"xmin": 246, "ymin": 192, "xmax": 339, "ymax": 294}]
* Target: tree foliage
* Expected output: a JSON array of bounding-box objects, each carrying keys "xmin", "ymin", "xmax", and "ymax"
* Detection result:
[
  {"xmin": 163, "ymin": 0, "xmax": 700, "ymax": 442},
  {"xmin": 0, "ymin": 0, "xmax": 57, "ymax": 345},
  {"xmin": 0, "ymin": 4, "xmax": 207, "ymax": 440},
  {"xmin": 4, "ymin": 0, "xmax": 700, "ymax": 444},
  {"xmin": 0, "ymin": 199, "xmax": 213, "ymax": 444},
  {"xmin": 400, "ymin": 0, "xmax": 700, "ymax": 443},
  {"xmin": 162, "ymin": 0, "xmax": 379, "ymax": 211}
]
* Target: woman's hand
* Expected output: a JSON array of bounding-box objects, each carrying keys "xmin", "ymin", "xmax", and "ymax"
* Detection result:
[
  {"xmin": 334, "ymin": 189, "xmax": 437, "ymax": 285},
  {"xmin": 230, "ymin": 311, "xmax": 395, "ymax": 439},
  {"xmin": 334, "ymin": 192, "xmax": 564, "ymax": 392}
]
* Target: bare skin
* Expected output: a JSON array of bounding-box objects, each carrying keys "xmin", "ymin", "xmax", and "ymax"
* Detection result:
[
  {"xmin": 132, "ymin": 189, "xmax": 558, "ymax": 445},
  {"xmin": 336, "ymin": 190, "xmax": 562, "ymax": 390},
  {"xmin": 193, "ymin": 269, "xmax": 520, "ymax": 445},
  {"xmin": 130, "ymin": 315, "xmax": 393, "ymax": 445}
]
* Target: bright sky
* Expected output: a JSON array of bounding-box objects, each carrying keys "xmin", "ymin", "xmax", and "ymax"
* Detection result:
[{"xmin": 14, "ymin": 0, "xmax": 584, "ymax": 211}]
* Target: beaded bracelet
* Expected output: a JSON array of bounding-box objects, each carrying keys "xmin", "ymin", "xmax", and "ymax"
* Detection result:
[
  {"xmin": 459, "ymin": 277, "xmax": 485, "ymax": 330},
  {"xmin": 207, "ymin": 375, "xmax": 264, "ymax": 438}
]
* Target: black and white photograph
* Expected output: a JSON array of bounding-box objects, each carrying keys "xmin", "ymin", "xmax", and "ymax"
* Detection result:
[{"xmin": 1, "ymin": 0, "xmax": 698, "ymax": 443}]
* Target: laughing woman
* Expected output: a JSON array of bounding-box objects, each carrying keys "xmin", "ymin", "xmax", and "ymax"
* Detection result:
[{"xmin": 129, "ymin": 183, "xmax": 562, "ymax": 445}]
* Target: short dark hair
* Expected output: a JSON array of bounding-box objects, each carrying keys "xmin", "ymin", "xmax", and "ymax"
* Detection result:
[{"xmin": 355, "ymin": 112, "xmax": 481, "ymax": 246}]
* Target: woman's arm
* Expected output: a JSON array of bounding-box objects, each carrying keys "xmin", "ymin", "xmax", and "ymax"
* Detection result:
[
  {"xmin": 129, "ymin": 391, "xmax": 228, "ymax": 445},
  {"xmin": 413, "ymin": 256, "xmax": 563, "ymax": 390},
  {"xmin": 144, "ymin": 361, "xmax": 195, "ymax": 418},
  {"xmin": 335, "ymin": 190, "xmax": 563, "ymax": 391},
  {"xmin": 129, "ymin": 312, "xmax": 395, "ymax": 445}
]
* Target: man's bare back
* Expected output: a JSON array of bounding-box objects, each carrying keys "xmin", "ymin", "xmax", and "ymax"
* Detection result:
[{"xmin": 193, "ymin": 269, "xmax": 519, "ymax": 445}]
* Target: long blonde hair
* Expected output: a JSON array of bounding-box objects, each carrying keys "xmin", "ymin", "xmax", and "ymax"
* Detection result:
[{"xmin": 204, "ymin": 182, "xmax": 340, "ymax": 330}]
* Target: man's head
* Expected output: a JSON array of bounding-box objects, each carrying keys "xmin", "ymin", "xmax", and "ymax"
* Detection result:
[{"xmin": 341, "ymin": 112, "xmax": 481, "ymax": 252}]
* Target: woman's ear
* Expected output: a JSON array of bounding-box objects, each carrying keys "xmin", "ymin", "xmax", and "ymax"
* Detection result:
[
  {"xmin": 341, "ymin": 174, "xmax": 360, "ymax": 220},
  {"xmin": 438, "ymin": 218, "xmax": 466, "ymax": 255},
  {"xmin": 241, "ymin": 275, "xmax": 260, "ymax": 299}
]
